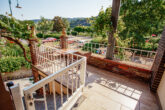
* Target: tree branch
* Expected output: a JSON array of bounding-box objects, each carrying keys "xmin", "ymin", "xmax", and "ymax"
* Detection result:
[{"xmin": 1, "ymin": 35, "xmax": 31, "ymax": 63}]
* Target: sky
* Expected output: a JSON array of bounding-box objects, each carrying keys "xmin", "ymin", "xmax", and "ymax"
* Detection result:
[{"xmin": 0, "ymin": 0, "xmax": 112, "ymax": 20}]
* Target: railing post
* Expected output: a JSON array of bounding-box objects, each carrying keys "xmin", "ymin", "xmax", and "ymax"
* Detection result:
[
  {"xmin": 10, "ymin": 84, "xmax": 25, "ymax": 110},
  {"xmin": 24, "ymin": 93, "xmax": 35, "ymax": 110},
  {"xmin": 80, "ymin": 57, "xmax": 87, "ymax": 87}
]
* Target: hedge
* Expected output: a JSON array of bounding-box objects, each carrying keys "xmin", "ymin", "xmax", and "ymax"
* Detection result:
[{"xmin": 36, "ymin": 33, "xmax": 61, "ymax": 39}]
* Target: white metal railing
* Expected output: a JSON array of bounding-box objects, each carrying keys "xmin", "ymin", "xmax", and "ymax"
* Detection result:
[
  {"xmin": 67, "ymin": 40, "xmax": 157, "ymax": 66},
  {"xmin": 42, "ymin": 39, "xmax": 157, "ymax": 66},
  {"xmin": 114, "ymin": 46, "xmax": 157, "ymax": 66},
  {"xmin": 23, "ymin": 43, "xmax": 86, "ymax": 110}
]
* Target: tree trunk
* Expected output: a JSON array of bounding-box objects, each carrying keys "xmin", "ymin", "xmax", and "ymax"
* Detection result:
[{"xmin": 106, "ymin": 32, "xmax": 115, "ymax": 60}]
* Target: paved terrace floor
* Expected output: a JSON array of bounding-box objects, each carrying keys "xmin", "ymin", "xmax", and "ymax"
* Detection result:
[
  {"xmin": 72, "ymin": 65, "xmax": 159, "ymax": 110},
  {"xmin": 5, "ymin": 65, "xmax": 159, "ymax": 110}
]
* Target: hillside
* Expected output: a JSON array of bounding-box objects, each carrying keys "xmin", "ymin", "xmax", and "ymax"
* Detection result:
[{"xmin": 31, "ymin": 17, "xmax": 91, "ymax": 28}]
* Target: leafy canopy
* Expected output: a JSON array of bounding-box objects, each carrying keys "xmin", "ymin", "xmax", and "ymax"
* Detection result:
[
  {"xmin": 52, "ymin": 16, "xmax": 65, "ymax": 32},
  {"xmin": 119, "ymin": 0, "xmax": 165, "ymax": 46},
  {"xmin": 92, "ymin": 7, "xmax": 113, "ymax": 38},
  {"xmin": 0, "ymin": 15, "xmax": 35, "ymax": 62},
  {"xmin": 0, "ymin": 15, "xmax": 34, "ymax": 40},
  {"xmin": 36, "ymin": 16, "xmax": 53, "ymax": 34}
]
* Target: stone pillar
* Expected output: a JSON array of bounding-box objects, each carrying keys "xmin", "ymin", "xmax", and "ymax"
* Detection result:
[
  {"xmin": 150, "ymin": 27, "xmax": 165, "ymax": 92},
  {"xmin": 60, "ymin": 29, "xmax": 68, "ymax": 49}
]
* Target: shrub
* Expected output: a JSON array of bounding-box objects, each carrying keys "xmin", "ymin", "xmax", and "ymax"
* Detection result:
[
  {"xmin": 67, "ymin": 31, "xmax": 70, "ymax": 35},
  {"xmin": 1, "ymin": 43, "xmax": 30, "ymax": 57},
  {"xmin": 0, "ymin": 57, "xmax": 31, "ymax": 73},
  {"xmin": 71, "ymin": 31, "xmax": 78, "ymax": 36},
  {"xmin": 36, "ymin": 33, "xmax": 44, "ymax": 38},
  {"xmin": 44, "ymin": 33, "xmax": 61, "ymax": 39},
  {"xmin": 131, "ymin": 43, "xmax": 158, "ymax": 51},
  {"xmin": 1, "ymin": 46, "xmax": 23, "ymax": 57},
  {"xmin": 91, "ymin": 37, "xmax": 108, "ymax": 44}
]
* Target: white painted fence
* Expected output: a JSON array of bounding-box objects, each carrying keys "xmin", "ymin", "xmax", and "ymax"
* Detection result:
[{"xmin": 23, "ymin": 44, "xmax": 86, "ymax": 110}]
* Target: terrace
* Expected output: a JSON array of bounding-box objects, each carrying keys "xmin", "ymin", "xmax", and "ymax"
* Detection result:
[
  {"xmin": 3, "ymin": 27, "xmax": 164, "ymax": 110},
  {"xmin": 7, "ymin": 64, "xmax": 158, "ymax": 110},
  {"xmin": 0, "ymin": 0, "xmax": 165, "ymax": 110}
]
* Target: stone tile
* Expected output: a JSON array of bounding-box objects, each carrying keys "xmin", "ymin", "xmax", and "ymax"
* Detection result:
[
  {"xmin": 76, "ymin": 99, "xmax": 105, "ymax": 110},
  {"xmin": 84, "ymin": 83, "xmax": 138, "ymax": 110},
  {"xmin": 124, "ymin": 90, "xmax": 132, "ymax": 96},
  {"xmin": 74, "ymin": 65, "xmax": 159, "ymax": 110},
  {"xmin": 117, "ymin": 86, "xmax": 125, "ymax": 93},
  {"xmin": 120, "ymin": 105, "xmax": 133, "ymax": 110},
  {"xmin": 127, "ymin": 87, "xmax": 134, "ymax": 92},
  {"xmin": 132, "ymin": 93, "xmax": 141, "ymax": 100},
  {"xmin": 87, "ymin": 92, "xmax": 121, "ymax": 110}
]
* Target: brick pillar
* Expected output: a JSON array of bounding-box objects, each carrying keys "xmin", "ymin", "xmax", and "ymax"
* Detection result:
[
  {"xmin": 150, "ymin": 27, "xmax": 165, "ymax": 92},
  {"xmin": 60, "ymin": 29, "xmax": 68, "ymax": 49},
  {"xmin": 29, "ymin": 39, "xmax": 40, "ymax": 83},
  {"xmin": 29, "ymin": 26, "xmax": 40, "ymax": 83}
]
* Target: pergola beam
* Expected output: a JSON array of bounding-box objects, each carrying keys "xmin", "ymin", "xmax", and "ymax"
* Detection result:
[
  {"xmin": 111, "ymin": 0, "xmax": 121, "ymax": 31},
  {"xmin": 106, "ymin": 0, "xmax": 121, "ymax": 59}
]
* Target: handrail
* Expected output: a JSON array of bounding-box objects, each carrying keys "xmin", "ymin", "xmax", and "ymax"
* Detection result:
[
  {"xmin": 23, "ymin": 43, "xmax": 87, "ymax": 110},
  {"xmin": 24, "ymin": 58, "xmax": 85, "ymax": 93}
]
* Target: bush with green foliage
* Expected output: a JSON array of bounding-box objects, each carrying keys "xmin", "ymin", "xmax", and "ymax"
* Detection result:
[
  {"xmin": 91, "ymin": 37, "xmax": 108, "ymax": 44},
  {"xmin": 44, "ymin": 33, "xmax": 61, "ymax": 39},
  {"xmin": 67, "ymin": 31, "xmax": 70, "ymax": 35},
  {"xmin": 36, "ymin": 33, "xmax": 44, "ymax": 38},
  {"xmin": 36, "ymin": 33, "xmax": 61, "ymax": 39},
  {"xmin": 0, "ymin": 42, "xmax": 31, "ymax": 73},
  {"xmin": 71, "ymin": 31, "xmax": 78, "ymax": 36},
  {"xmin": 0, "ymin": 57, "xmax": 31, "ymax": 73},
  {"xmin": 132, "ymin": 43, "xmax": 158, "ymax": 51},
  {"xmin": 1, "ymin": 43, "xmax": 26, "ymax": 57}
]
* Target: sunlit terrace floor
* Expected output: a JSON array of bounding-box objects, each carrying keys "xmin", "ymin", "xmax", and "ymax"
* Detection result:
[
  {"xmin": 5, "ymin": 65, "xmax": 159, "ymax": 110},
  {"xmin": 72, "ymin": 65, "xmax": 159, "ymax": 110}
]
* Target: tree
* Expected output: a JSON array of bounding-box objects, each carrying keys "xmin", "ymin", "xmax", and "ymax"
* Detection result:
[
  {"xmin": 52, "ymin": 16, "xmax": 64, "ymax": 32},
  {"xmin": 92, "ymin": 7, "xmax": 113, "ymax": 39},
  {"xmin": 74, "ymin": 26, "xmax": 84, "ymax": 34},
  {"xmin": 62, "ymin": 18, "xmax": 70, "ymax": 29},
  {"xmin": 0, "ymin": 15, "xmax": 35, "ymax": 62},
  {"xmin": 37, "ymin": 16, "xmax": 53, "ymax": 35},
  {"xmin": 120, "ymin": 0, "xmax": 165, "ymax": 48}
]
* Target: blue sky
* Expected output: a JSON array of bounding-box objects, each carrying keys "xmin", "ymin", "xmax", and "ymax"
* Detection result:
[{"xmin": 0, "ymin": 0, "xmax": 112, "ymax": 20}]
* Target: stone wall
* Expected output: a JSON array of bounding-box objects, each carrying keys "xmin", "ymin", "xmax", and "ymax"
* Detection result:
[
  {"xmin": 2, "ymin": 67, "xmax": 32, "ymax": 81},
  {"xmin": 76, "ymin": 52, "xmax": 151, "ymax": 82}
]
